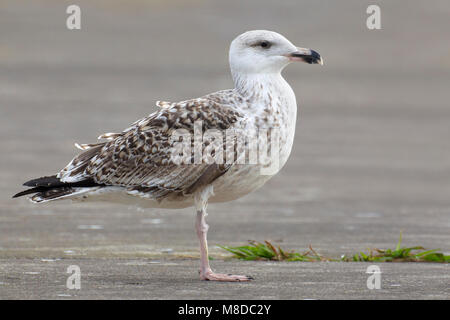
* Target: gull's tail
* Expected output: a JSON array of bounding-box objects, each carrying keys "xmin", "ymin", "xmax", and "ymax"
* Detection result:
[{"xmin": 13, "ymin": 175, "xmax": 103, "ymax": 203}]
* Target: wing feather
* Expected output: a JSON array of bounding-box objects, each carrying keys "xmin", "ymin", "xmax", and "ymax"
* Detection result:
[{"xmin": 57, "ymin": 93, "xmax": 244, "ymax": 199}]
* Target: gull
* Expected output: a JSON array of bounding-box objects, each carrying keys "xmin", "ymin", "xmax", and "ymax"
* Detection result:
[{"xmin": 13, "ymin": 30, "xmax": 323, "ymax": 281}]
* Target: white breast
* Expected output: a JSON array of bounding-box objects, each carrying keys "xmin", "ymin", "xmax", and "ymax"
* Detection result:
[{"xmin": 210, "ymin": 74, "xmax": 298, "ymax": 203}]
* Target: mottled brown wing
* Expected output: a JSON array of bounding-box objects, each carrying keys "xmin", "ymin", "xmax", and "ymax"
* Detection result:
[{"xmin": 58, "ymin": 97, "xmax": 243, "ymax": 198}]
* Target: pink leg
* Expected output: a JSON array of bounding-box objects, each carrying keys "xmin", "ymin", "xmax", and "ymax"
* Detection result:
[{"xmin": 195, "ymin": 206, "xmax": 253, "ymax": 282}]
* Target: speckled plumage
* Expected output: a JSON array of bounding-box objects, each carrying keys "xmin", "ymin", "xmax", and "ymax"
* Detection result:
[
  {"xmin": 58, "ymin": 93, "xmax": 243, "ymax": 198},
  {"xmin": 50, "ymin": 76, "xmax": 295, "ymax": 208}
]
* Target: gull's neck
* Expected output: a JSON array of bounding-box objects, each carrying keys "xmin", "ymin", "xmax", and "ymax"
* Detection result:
[
  {"xmin": 231, "ymin": 69, "xmax": 297, "ymax": 130},
  {"xmin": 231, "ymin": 71, "xmax": 291, "ymax": 103}
]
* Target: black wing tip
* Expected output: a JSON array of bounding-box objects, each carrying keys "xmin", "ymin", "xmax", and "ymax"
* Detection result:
[
  {"xmin": 23, "ymin": 175, "xmax": 59, "ymax": 187},
  {"xmin": 12, "ymin": 192, "xmax": 22, "ymax": 198},
  {"xmin": 12, "ymin": 192, "xmax": 25, "ymax": 198},
  {"xmin": 14, "ymin": 175, "xmax": 103, "ymax": 199},
  {"xmin": 12, "ymin": 187, "xmax": 43, "ymax": 198},
  {"xmin": 15, "ymin": 175, "xmax": 60, "ymax": 199}
]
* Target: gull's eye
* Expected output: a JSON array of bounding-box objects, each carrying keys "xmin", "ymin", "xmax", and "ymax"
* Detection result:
[{"xmin": 259, "ymin": 41, "xmax": 271, "ymax": 49}]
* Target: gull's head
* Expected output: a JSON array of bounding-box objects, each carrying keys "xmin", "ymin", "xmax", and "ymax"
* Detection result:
[{"xmin": 229, "ymin": 30, "xmax": 323, "ymax": 75}]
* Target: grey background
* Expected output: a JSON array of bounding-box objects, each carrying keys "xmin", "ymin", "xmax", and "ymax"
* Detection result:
[{"xmin": 0, "ymin": 0, "xmax": 449, "ymax": 299}]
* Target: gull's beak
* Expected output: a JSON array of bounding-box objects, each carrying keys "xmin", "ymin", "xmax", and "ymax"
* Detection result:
[{"xmin": 287, "ymin": 47, "xmax": 323, "ymax": 65}]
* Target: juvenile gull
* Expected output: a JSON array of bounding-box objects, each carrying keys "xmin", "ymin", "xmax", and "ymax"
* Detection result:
[{"xmin": 13, "ymin": 30, "xmax": 323, "ymax": 281}]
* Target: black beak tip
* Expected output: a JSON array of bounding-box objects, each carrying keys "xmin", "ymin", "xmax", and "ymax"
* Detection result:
[
  {"xmin": 306, "ymin": 50, "xmax": 322, "ymax": 64},
  {"xmin": 290, "ymin": 49, "xmax": 323, "ymax": 65}
]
